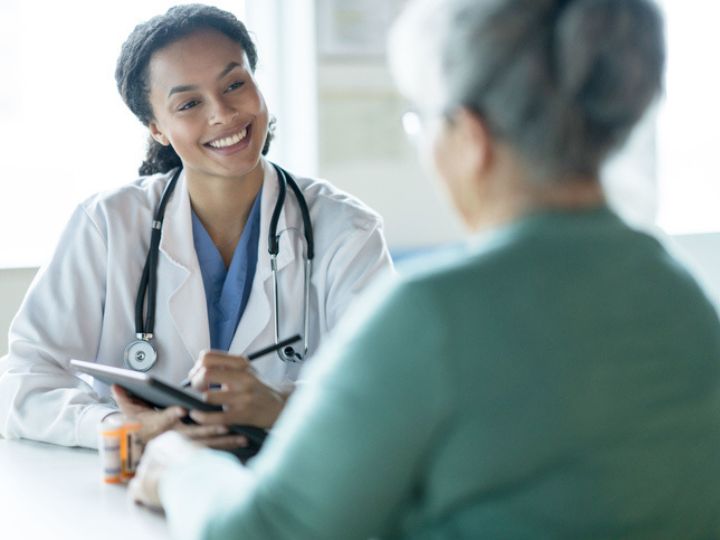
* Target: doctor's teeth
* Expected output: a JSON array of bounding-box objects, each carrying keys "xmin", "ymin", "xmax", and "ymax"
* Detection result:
[{"xmin": 209, "ymin": 128, "xmax": 248, "ymax": 148}]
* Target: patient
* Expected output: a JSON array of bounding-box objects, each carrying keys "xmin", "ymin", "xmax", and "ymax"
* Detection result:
[{"xmin": 131, "ymin": 0, "xmax": 720, "ymax": 538}]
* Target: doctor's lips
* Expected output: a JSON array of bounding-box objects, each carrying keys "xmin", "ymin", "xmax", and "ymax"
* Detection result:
[{"xmin": 204, "ymin": 124, "xmax": 251, "ymax": 151}]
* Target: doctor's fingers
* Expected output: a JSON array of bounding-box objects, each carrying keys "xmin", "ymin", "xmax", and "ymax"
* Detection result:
[
  {"xmin": 192, "ymin": 387, "xmax": 283, "ymax": 428},
  {"xmin": 112, "ymin": 385, "xmax": 187, "ymax": 443},
  {"xmin": 195, "ymin": 351, "xmax": 251, "ymax": 374},
  {"xmin": 193, "ymin": 365, "xmax": 258, "ymax": 392},
  {"xmin": 112, "ymin": 384, "xmax": 153, "ymax": 410},
  {"xmin": 194, "ymin": 434, "xmax": 250, "ymax": 450},
  {"xmin": 136, "ymin": 407, "xmax": 187, "ymax": 444},
  {"xmin": 189, "ymin": 405, "xmax": 257, "ymax": 428},
  {"xmin": 173, "ymin": 422, "xmax": 230, "ymax": 438},
  {"xmin": 174, "ymin": 422, "xmax": 248, "ymax": 448}
]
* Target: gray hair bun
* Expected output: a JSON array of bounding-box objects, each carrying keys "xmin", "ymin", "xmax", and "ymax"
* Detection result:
[
  {"xmin": 556, "ymin": 0, "xmax": 664, "ymax": 146},
  {"xmin": 436, "ymin": 0, "xmax": 665, "ymax": 180}
]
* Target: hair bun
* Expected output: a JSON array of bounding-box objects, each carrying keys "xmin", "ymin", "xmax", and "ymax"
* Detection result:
[{"xmin": 554, "ymin": 0, "xmax": 664, "ymax": 131}]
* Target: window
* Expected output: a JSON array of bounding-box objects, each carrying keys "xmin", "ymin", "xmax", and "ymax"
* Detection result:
[{"xmin": 656, "ymin": 0, "xmax": 720, "ymax": 234}]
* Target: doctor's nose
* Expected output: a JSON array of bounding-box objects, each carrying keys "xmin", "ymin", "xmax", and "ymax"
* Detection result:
[{"xmin": 208, "ymin": 98, "xmax": 239, "ymax": 125}]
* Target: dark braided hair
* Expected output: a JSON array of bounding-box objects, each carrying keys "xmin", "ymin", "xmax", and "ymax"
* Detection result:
[{"xmin": 115, "ymin": 3, "xmax": 274, "ymax": 175}]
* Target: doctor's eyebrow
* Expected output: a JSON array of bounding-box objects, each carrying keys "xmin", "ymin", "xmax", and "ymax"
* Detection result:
[
  {"xmin": 167, "ymin": 61, "xmax": 244, "ymax": 97},
  {"xmin": 168, "ymin": 84, "xmax": 197, "ymax": 97},
  {"xmin": 217, "ymin": 61, "xmax": 242, "ymax": 80}
]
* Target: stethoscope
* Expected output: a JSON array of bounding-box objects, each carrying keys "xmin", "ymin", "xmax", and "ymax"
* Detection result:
[{"xmin": 124, "ymin": 162, "xmax": 314, "ymax": 372}]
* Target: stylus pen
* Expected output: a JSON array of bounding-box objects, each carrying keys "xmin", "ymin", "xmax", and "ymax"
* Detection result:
[{"xmin": 180, "ymin": 334, "xmax": 302, "ymax": 388}]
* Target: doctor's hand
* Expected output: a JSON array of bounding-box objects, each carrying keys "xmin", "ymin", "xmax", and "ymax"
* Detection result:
[
  {"xmin": 187, "ymin": 351, "xmax": 290, "ymax": 429},
  {"xmin": 111, "ymin": 385, "xmax": 186, "ymax": 444},
  {"xmin": 111, "ymin": 385, "xmax": 247, "ymax": 450}
]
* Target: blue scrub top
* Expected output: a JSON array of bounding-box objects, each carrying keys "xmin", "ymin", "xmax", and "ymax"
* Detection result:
[{"xmin": 192, "ymin": 189, "xmax": 262, "ymax": 351}]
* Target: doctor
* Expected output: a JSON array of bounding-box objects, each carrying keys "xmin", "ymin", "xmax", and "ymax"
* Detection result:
[{"xmin": 0, "ymin": 4, "xmax": 392, "ymax": 450}]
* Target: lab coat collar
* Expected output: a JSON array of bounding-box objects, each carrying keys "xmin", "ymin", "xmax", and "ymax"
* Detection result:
[
  {"xmin": 158, "ymin": 169, "xmax": 210, "ymax": 361},
  {"xmin": 159, "ymin": 169, "xmax": 198, "ymax": 270}
]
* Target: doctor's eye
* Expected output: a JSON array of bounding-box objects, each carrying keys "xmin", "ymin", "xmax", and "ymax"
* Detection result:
[
  {"xmin": 225, "ymin": 80, "xmax": 245, "ymax": 93},
  {"xmin": 178, "ymin": 99, "xmax": 200, "ymax": 112}
]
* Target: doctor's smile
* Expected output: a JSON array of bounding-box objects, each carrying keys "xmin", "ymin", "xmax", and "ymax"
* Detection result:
[{"xmin": 204, "ymin": 125, "xmax": 251, "ymax": 151}]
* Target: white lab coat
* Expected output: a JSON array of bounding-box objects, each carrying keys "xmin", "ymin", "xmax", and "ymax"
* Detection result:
[{"xmin": 0, "ymin": 161, "xmax": 393, "ymax": 448}]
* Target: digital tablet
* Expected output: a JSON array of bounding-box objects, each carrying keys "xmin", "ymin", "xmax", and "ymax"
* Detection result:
[{"xmin": 69, "ymin": 359, "xmax": 267, "ymax": 448}]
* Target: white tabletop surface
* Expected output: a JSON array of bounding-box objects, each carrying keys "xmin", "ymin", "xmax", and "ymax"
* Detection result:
[{"xmin": 0, "ymin": 437, "xmax": 171, "ymax": 539}]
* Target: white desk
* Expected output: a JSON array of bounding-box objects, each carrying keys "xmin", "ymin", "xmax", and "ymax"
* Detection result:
[{"xmin": 0, "ymin": 438, "xmax": 171, "ymax": 539}]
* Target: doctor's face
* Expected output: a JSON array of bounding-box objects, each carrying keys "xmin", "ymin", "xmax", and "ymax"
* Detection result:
[{"xmin": 146, "ymin": 29, "xmax": 269, "ymax": 182}]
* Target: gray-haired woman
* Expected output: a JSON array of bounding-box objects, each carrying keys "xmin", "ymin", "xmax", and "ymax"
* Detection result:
[{"xmin": 131, "ymin": 1, "xmax": 720, "ymax": 538}]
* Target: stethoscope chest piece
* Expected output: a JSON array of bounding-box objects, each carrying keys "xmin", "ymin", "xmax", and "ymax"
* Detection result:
[{"xmin": 124, "ymin": 339, "xmax": 158, "ymax": 372}]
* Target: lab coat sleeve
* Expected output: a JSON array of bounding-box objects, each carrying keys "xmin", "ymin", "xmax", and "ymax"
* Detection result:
[
  {"xmin": 0, "ymin": 204, "xmax": 117, "ymax": 448},
  {"xmin": 322, "ymin": 216, "xmax": 394, "ymax": 331},
  {"xmin": 159, "ymin": 280, "xmax": 452, "ymax": 540}
]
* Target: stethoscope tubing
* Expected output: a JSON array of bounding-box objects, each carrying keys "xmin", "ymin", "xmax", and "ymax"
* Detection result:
[
  {"xmin": 129, "ymin": 162, "xmax": 313, "ymax": 370},
  {"xmin": 134, "ymin": 167, "xmax": 182, "ymax": 339}
]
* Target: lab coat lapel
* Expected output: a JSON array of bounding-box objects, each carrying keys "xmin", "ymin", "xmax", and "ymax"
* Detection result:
[
  {"xmin": 229, "ymin": 162, "xmax": 295, "ymax": 353},
  {"xmin": 158, "ymin": 170, "xmax": 211, "ymax": 361}
]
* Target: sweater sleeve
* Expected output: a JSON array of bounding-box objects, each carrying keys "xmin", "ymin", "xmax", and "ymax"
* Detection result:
[{"xmin": 159, "ymin": 279, "xmax": 452, "ymax": 540}]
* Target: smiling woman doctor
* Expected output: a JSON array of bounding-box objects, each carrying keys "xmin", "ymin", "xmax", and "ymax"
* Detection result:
[{"xmin": 0, "ymin": 4, "xmax": 392, "ymax": 450}]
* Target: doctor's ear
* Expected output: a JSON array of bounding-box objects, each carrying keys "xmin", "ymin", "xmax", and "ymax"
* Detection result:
[{"xmin": 148, "ymin": 122, "xmax": 170, "ymax": 146}]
